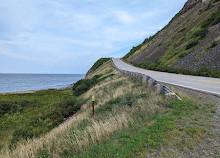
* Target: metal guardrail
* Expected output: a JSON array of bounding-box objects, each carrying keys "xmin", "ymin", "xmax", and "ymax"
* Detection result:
[{"xmin": 111, "ymin": 59, "xmax": 182, "ymax": 100}]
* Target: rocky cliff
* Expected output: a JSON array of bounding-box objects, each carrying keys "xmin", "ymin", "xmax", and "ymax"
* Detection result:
[{"xmin": 124, "ymin": 0, "xmax": 220, "ymax": 74}]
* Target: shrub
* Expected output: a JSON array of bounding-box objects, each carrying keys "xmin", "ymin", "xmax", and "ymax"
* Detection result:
[
  {"xmin": 123, "ymin": 43, "xmax": 144, "ymax": 59},
  {"xmin": 201, "ymin": 7, "xmax": 220, "ymax": 29},
  {"xmin": 0, "ymin": 99, "xmax": 31, "ymax": 116},
  {"xmin": 192, "ymin": 27, "xmax": 208, "ymax": 39},
  {"xmin": 186, "ymin": 41, "xmax": 199, "ymax": 50},
  {"xmin": 72, "ymin": 75, "xmax": 102, "ymax": 96},
  {"xmin": 10, "ymin": 96, "xmax": 85, "ymax": 145},
  {"xmin": 95, "ymin": 96, "xmax": 133, "ymax": 115},
  {"xmin": 88, "ymin": 58, "xmax": 110, "ymax": 73}
]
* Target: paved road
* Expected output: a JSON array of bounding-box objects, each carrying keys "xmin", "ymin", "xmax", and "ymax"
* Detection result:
[{"xmin": 112, "ymin": 58, "xmax": 220, "ymax": 96}]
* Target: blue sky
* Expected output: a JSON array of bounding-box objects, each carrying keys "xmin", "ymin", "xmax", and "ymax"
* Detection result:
[{"xmin": 0, "ymin": 0, "xmax": 187, "ymax": 74}]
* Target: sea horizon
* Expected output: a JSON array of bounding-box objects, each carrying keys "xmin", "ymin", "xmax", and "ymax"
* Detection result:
[
  {"xmin": 0, "ymin": 73, "xmax": 85, "ymax": 93},
  {"xmin": 0, "ymin": 72, "xmax": 85, "ymax": 75}
]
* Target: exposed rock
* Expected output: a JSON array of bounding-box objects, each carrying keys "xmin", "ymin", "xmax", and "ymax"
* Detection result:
[
  {"xmin": 202, "ymin": 0, "xmax": 211, "ymax": 3},
  {"xmin": 125, "ymin": 0, "xmax": 220, "ymax": 72},
  {"xmin": 180, "ymin": 0, "xmax": 202, "ymax": 13}
]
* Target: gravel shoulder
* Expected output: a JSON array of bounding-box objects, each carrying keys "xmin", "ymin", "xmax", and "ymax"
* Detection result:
[{"xmin": 163, "ymin": 83, "xmax": 220, "ymax": 158}]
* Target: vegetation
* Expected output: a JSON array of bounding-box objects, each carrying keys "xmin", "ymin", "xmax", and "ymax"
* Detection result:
[
  {"xmin": 88, "ymin": 58, "xmax": 110, "ymax": 74},
  {"xmin": 185, "ymin": 40, "xmax": 199, "ymax": 50},
  {"xmin": 201, "ymin": 6, "xmax": 220, "ymax": 29},
  {"xmin": 124, "ymin": 5, "xmax": 220, "ymax": 78},
  {"xmin": 191, "ymin": 27, "xmax": 208, "ymax": 39},
  {"xmin": 73, "ymin": 73, "xmax": 115, "ymax": 96},
  {"xmin": 122, "ymin": 1, "xmax": 220, "ymax": 78},
  {"xmin": 1, "ymin": 1, "xmax": 220, "ymax": 156},
  {"xmin": 72, "ymin": 75, "xmax": 102, "ymax": 96},
  {"xmin": 123, "ymin": 43, "xmax": 145, "ymax": 60},
  {"xmin": 75, "ymin": 99, "xmax": 213, "ymax": 158},
  {"xmin": 0, "ymin": 61, "xmax": 217, "ymax": 158},
  {"xmin": 134, "ymin": 61, "xmax": 220, "ymax": 78},
  {"xmin": 0, "ymin": 89, "xmax": 85, "ymax": 149},
  {"xmin": 207, "ymin": 40, "xmax": 218, "ymax": 50}
]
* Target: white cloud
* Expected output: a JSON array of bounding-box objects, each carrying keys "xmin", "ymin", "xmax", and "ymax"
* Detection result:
[
  {"xmin": 113, "ymin": 11, "xmax": 135, "ymax": 24},
  {"xmin": 0, "ymin": 0, "xmax": 187, "ymax": 73}
]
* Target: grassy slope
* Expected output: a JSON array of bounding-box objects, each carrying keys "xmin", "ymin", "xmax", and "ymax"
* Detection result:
[
  {"xmin": 86, "ymin": 58, "xmax": 110, "ymax": 77},
  {"xmin": 123, "ymin": 0, "xmax": 220, "ymax": 78},
  {"xmin": 1, "ymin": 61, "xmax": 218, "ymax": 157},
  {"xmin": 0, "ymin": 89, "xmax": 85, "ymax": 150}
]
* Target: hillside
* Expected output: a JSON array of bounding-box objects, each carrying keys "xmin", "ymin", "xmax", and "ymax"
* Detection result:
[
  {"xmin": 1, "ymin": 60, "xmax": 219, "ymax": 157},
  {"xmin": 123, "ymin": 0, "xmax": 220, "ymax": 78}
]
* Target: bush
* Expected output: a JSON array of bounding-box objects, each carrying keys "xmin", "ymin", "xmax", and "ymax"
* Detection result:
[
  {"xmin": 192, "ymin": 28, "xmax": 208, "ymax": 39},
  {"xmin": 72, "ymin": 75, "xmax": 102, "ymax": 96},
  {"xmin": 10, "ymin": 96, "xmax": 85, "ymax": 145},
  {"xmin": 0, "ymin": 99, "xmax": 31, "ymax": 116},
  {"xmin": 95, "ymin": 96, "xmax": 133, "ymax": 115},
  {"xmin": 123, "ymin": 43, "xmax": 144, "ymax": 59},
  {"xmin": 186, "ymin": 41, "xmax": 199, "ymax": 50},
  {"xmin": 88, "ymin": 58, "xmax": 110, "ymax": 73},
  {"xmin": 201, "ymin": 7, "xmax": 220, "ymax": 29}
]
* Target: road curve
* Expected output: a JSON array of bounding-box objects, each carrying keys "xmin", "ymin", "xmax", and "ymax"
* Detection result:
[{"xmin": 112, "ymin": 58, "xmax": 220, "ymax": 96}]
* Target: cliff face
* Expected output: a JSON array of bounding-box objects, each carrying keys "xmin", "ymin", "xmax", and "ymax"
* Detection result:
[
  {"xmin": 180, "ymin": 0, "xmax": 201, "ymax": 13},
  {"xmin": 124, "ymin": 0, "xmax": 220, "ymax": 71}
]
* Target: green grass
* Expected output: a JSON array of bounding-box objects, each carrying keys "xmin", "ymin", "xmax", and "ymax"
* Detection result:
[
  {"xmin": 72, "ymin": 73, "xmax": 115, "ymax": 96},
  {"xmin": 196, "ymin": 40, "xmax": 218, "ymax": 60},
  {"xmin": 201, "ymin": 6, "xmax": 220, "ymax": 29},
  {"xmin": 72, "ymin": 75, "xmax": 102, "ymax": 96},
  {"xmin": 72, "ymin": 98, "xmax": 213, "ymax": 158},
  {"xmin": 191, "ymin": 27, "xmax": 208, "ymax": 39},
  {"xmin": 123, "ymin": 43, "xmax": 145, "ymax": 60},
  {"xmin": 134, "ymin": 61, "xmax": 220, "ymax": 78},
  {"xmin": 122, "ymin": 1, "xmax": 220, "ymax": 77},
  {"xmin": 207, "ymin": 40, "xmax": 218, "ymax": 50},
  {"xmin": 2, "ymin": 61, "xmax": 216, "ymax": 157},
  {"xmin": 88, "ymin": 58, "xmax": 110, "ymax": 74},
  {"xmin": 0, "ymin": 89, "xmax": 85, "ymax": 148}
]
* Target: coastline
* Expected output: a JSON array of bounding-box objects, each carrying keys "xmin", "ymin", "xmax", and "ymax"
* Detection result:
[{"xmin": 0, "ymin": 83, "xmax": 74, "ymax": 95}]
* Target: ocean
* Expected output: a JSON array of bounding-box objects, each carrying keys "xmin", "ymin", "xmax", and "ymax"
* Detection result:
[{"xmin": 0, "ymin": 73, "xmax": 85, "ymax": 93}]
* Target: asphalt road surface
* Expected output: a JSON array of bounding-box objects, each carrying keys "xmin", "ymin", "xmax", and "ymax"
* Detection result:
[{"xmin": 112, "ymin": 58, "xmax": 220, "ymax": 96}]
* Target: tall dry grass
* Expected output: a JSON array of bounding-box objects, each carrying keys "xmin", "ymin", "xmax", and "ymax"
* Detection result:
[{"xmin": 0, "ymin": 62, "xmax": 165, "ymax": 158}]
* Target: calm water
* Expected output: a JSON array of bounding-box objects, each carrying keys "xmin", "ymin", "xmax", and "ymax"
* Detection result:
[{"xmin": 0, "ymin": 74, "xmax": 85, "ymax": 93}]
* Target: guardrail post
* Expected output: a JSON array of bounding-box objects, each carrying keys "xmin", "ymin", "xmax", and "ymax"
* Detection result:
[
  {"xmin": 148, "ymin": 78, "xmax": 155, "ymax": 90},
  {"xmin": 111, "ymin": 58, "xmax": 182, "ymax": 100},
  {"xmin": 142, "ymin": 75, "xmax": 147, "ymax": 88},
  {"xmin": 132, "ymin": 73, "xmax": 135, "ymax": 80},
  {"xmin": 156, "ymin": 84, "xmax": 163, "ymax": 94},
  {"xmin": 135, "ymin": 73, "xmax": 138, "ymax": 83},
  {"xmin": 138, "ymin": 74, "xmax": 143, "ymax": 84}
]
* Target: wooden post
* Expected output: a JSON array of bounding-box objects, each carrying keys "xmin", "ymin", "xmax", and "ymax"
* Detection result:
[{"xmin": 92, "ymin": 96, "xmax": 95, "ymax": 117}]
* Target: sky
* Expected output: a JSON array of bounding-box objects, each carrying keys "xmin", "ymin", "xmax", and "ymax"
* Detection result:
[{"xmin": 0, "ymin": 0, "xmax": 187, "ymax": 74}]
